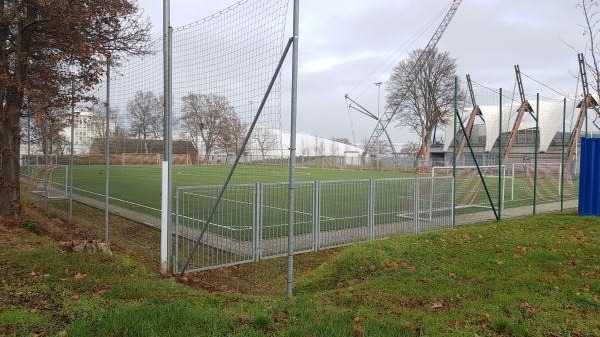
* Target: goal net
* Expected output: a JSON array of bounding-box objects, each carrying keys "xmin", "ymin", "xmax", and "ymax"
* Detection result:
[
  {"xmin": 432, "ymin": 165, "xmax": 508, "ymax": 210},
  {"xmin": 119, "ymin": 153, "xmax": 162, "ymax": 165},
  {"xmin": 510, "ymin": 162, "xmax": 576, "ymax": 203},
  {"xmin": 23, "ymin": 165, "xmax": 69, "ymax": 199}
]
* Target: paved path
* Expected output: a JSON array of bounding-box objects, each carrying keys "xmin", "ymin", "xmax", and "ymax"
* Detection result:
[{"xmin": 456, "ymin": 199, "xmax": 578, "ymax": 225}]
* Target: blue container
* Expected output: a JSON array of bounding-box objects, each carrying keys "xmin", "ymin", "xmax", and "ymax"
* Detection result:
[{"xmin": 578, "ymin": 137, "xmax": 600, "ymax": 216}]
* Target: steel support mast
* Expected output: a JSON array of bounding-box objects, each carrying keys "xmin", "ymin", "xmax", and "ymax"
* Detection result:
[
  {"xmin": 567, "ymin": 53, "xmax": 598, "ymax": 161},
  {"xmin": 456, "ymin": 74, "xmax": 484, "ymax": 159},
  {"xmin": 361, "ymin": 0, "xmax": 462, "ymax": 157},
  {"xmin": 502, "ymin": 65, "xmax": 534, "ymax": 163}
]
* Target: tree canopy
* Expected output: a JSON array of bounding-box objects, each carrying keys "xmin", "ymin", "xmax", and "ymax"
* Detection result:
[
  {"xmin": 0, "ymin": 0, "xmax": 151, "ymax": 217},
  {"xmin": 128, "ymin": 91, "xmax": 163, "ymax": 153},
  {"xmin": 180, "ymin": 93, "xmax": 241, "ymax": 162},
  {"xmin": 386, "ymin": 48, "xmax": 461, "ymax": 165}
]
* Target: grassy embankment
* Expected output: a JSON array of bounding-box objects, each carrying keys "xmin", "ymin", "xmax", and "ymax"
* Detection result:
[{"xmin": 1, "ymin": 209, "xmax": 598, "ymax": 336}]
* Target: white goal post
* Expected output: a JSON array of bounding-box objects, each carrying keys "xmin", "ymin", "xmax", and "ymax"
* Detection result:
[
  {"xmin": 22, "ymin": 165, "xmax": 69, "ymax": 199},
  {"xmin": 431, "ymin": 165, "xmax": 512, "ymax": 209}
]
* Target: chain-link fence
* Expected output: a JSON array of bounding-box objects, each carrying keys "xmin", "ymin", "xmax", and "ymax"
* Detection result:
[{"xmin": 18, "ymin": 0, "xmax": 586, "ymax": 277}]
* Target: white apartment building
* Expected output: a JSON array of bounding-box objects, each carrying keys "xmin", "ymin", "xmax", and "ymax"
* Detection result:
[{"xmin": 21, "ymin": 109, "xmax": 110, "ymax": 157}]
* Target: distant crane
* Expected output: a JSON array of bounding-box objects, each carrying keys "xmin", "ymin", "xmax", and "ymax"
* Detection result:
[
  {"xmin": 567, "ymin": 53, "xmax": 599, "ymax": 162},
  {"xmin": 455, "ymin": 74, "xmax": 484, "ymax": 159},
  {"xmin": 345, "ymin": 94, "xmax": 398, "ymax": 157},
  {"xmin": 358, "ymin": 0, "xmax": 463, "ymax": 157},
  {"xmin": 501, "ymin": 65, "xmax": 535, "ymax": 163}
]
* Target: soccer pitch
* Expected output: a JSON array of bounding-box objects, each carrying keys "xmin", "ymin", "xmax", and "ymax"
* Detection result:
[
  {"xmin": 24, "ymin": 163, "xmax": 575, "ymax": 240},
  {"xmin": 68, "ymin": 164, "xmax": 415, "ymax": 213}
]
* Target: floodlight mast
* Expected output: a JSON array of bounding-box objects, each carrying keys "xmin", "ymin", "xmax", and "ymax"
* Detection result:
[
  {"xmin": 567, "ymin": 53, "xmax": 599, "ymax": 161},
  {"xmin": 456, "ymin": 74, "xmax": 484, "ymax": 159},
  {"xmin": 501, "ymin": 65, "xmax": 535, "ymax": 163},
  {"xmin": 360, "ymin": 0, "xmax": 462, "ymax": 157}
]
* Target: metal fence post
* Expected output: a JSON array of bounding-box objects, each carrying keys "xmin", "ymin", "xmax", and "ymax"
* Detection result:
[
  {"xmin": 174, "ymin": 188, "xmax": 180, "ymax": 274},
  {"xmin": 413, "ymin": 178, "xmax": 420, "ymax": 233},
  {"xmin": 511, "ymin": 163, "xmax": 515, "ymax": 201},
  {"xmin": 253, "ymin": 182, "xmax": 262, "ymax": 261},
  {"xmin": 533, "ymin": 93, "xmax": 539, "ymax": 215},
  {"xmin": 104, "ymin": 55, "xmax": 110, "ymax": 242},
  {"xmin": 428, "ymin": 174, "xmax": 434, "ymax": 222},
  {"xmin": 560, "ymin": 97, "xmax": 566, "ymax": 211},
  {"xmin": 452, "ymin": 76, "xmax": 457, "ymax": 227},
  {"xmin": 312, "ymin": 180, "xmax": 320, "ymax": 251},
  {"xmin": 367, "ymin": 178, "xmax": 374, "ymax": 241},
  {"xmin": 69, "ymin": 80, "xmax": 75, "ymax": 225},
  {"xmin": 498, "ymin": 88, "xmax": 503, "ymax": 219}
]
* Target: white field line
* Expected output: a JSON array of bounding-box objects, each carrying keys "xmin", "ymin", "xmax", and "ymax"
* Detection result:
[
  {"xmin": 175, "ymin": 168, "xmax": 314, "ymax": 178},
  {"xmin": 177, "ymin": 213, "xmax": 252, "ymax": 231},
  {"xmin": 72, "ymin": 187, "xmax": 161, "ymax": 213},
  {"xmin": 181, "ymin": 190, "xmax": 336, "ymax": 221}
]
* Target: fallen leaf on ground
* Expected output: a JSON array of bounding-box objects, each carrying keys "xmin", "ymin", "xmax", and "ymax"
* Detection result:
[{"xmin": 431, "ymin": 302, "xmax": 444, "ymax": 310}]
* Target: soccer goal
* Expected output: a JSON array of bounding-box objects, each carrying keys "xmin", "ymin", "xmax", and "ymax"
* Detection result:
[
  {"xmin": 120, "ymin": 153, "xmax": 162, "ymax": 165},
  {"xmin": 431, "ymin": 165, "xmax": 510, "ymax": 210},
  {"xmin": 510, "ymin": 162, "xmax": 576, "ymax": 203},
  {"xmin": 23, "ymin": 165, "xmax": 69, "ymax": 199}
]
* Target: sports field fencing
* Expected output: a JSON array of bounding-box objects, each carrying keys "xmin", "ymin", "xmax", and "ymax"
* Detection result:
[
  {"xmin": 16, "ymin": 1, "xmax": 591, "ymax": 282},
  {"xmin": 174, "ymin": 176, "xmax": 453, "ymax": 272}
]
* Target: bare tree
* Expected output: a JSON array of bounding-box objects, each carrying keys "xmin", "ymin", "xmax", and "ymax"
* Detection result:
[
  {"xmin": 362, "ymin": 138, "xmax": 392, "ymax": 156},
  {"xmin": 30, "ymin": 108, "xmax": 70, "ymax": 157},
  {"xmin": 0, "ymin": 0, "xmax": 150, "ymax": 217},
  {"xmin": 579, "ymin": 0, "xmax": 600, "ymax": 98},
  {"xmin": 300, "ymin": 139, "xmax": 309, "ymax": 163},
  {"xmin": 374, "ymin": 140, "xmax": 392, "ymax": 156},
  {"xmin": 400, "ymin": 141, "xmax": 420, "ymax": 155},
  {"xmin": 253, "ymin": 128, "xmax": 278, "ymax": 160},
  {"xmin": 330, "ymin": 141, "xmax": 339, "ymax": 157},
  {"xmin": 218, "ymin": 115, "xmax": 246, "ymax": 162},
  {"xmin": 127, "ymin": 91, "xmax": 163, "ymax": 153},
  {"xmin": 180, "ymin": 93, "xmax": 236, "ymax": 162},
  {"xmin": 387, "ymin": 48, "xmax": 462, "ymax": 166},
  {"xmin": 88, "ymin": 102, "xmax": 120, "ymax": 139},
  {"xmin": 313, "ymin": 136, "xmax": 325, "ymax": 157}
]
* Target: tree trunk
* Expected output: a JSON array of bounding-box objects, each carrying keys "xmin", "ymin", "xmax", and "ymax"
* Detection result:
[
  {"xmin": 0, "ymin": 102, "xmax": 22, "ymax": 217},
  {"xmin": 416, "ymin": 129, "xmax": 433, "ymax": 169}
]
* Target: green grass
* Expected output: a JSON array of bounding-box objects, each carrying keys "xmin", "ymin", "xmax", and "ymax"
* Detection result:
[
  {"xmin": 1, "ymin": 211, "xmax": 599, "ymax": 336},
  {"xmin": 22, "ymin": 164, "xmax": 579, "ymax": 243},
  {"xmin": 70, "ymin": 164, "xmax": 413, "ymax": 210}
]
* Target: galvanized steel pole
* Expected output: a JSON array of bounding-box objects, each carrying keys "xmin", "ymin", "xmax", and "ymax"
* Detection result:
[
  {"xmin": 560, "ymin": 98, "xmax": 566, "ymax": 211},
  {"xmin": 533, "ymin": 93, "xmax": 539, "ymax": 215},
  {"xmin": 69, "ymin": 79, "xmax": 75, "ymax": 224},
  {"xmin": 161, "ymin": 0, "xmax": 171, "ymax": 274},
  {"xmin": 287, "ymin": 0, "xmax": 299, "ymax": 297},
  {"xmin": 498, "ymin": 88, "xmax": 502, "ymax": 219},
  {"xmin": 452, "ymin": 77, "xmax": 457, "ymax": 227},
  {"xmin": 105, "ymin": 55, "xmax": 111, "ymax": 241}
]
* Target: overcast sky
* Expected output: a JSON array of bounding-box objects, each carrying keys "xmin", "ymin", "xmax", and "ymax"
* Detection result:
[{"xmin": 136, "ymin": 0, "xmax": 587, "ymax": 145}]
